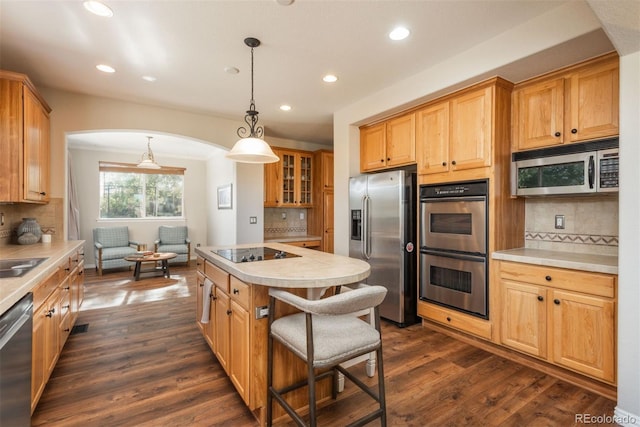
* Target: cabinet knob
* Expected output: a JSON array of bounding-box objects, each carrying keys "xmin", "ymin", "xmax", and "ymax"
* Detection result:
[
  {"xmin": 442, "ymin": 162, "xmax": 447, "ymax": 167},
  {"xmin": 64, "ymin": 286, "xmax": 70, "ymax": 290},
  {"xmin": 39, "ymin": 192, "xmax": 46, "ymax": 196},
  {"xmin": 380, "ymin": 159, "xmax": 384, "ymax": 163},
  {"xmin": 554, "ymin": 299, "xmax": 561, "ymax": 305},
  {"xmin": 554, "ymin": 132, "xmax": 561, "ymax": 137},
  {"xmin": 545, "ymin": 275, "xmax": 552, "ymax": 281},
  {"xmin": 571, "ymin": 128, "xmax": 577, "ymax": 134},
  {"xmin": 451, "ymin": 160, "xmax": 456, "ymax": 166},
  {"xmin": 64, "ymin": 328, "xmax": 70, "ymax": 332},
  {"xmin": 199, "ymin": 283, "xmax": 204, "ymax": 287},
  {"xmin": 233, "ymin": 288, "xmax": 239, "ymax": 294},
  {"xmin": 226, "ymin": 309, "xmax": 232, "ymax": 315},
  {"xmin": 211, "ymin": 295, "xmax": 217, "ymax": 301},
  {"xmin": 387, "ymin": 157, "xmax": 391, "ymax": 161},
  {"xmin": 446, "ymin": 317, "xmax": 451, "ymax": 322},
  {"xmin": 537, "ymin": 295, "xmax": 544, "ymax": 302}
]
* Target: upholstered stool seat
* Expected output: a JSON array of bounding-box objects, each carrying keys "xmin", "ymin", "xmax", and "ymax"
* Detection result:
[{"xmin": 267, "ymin": 284, "xmax": 388, "ymax": 427}]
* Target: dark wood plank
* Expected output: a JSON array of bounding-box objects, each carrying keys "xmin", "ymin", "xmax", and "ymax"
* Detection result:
[{"xmin": 32, "ymin": 265, "xmax": 616, "ymax": 426}]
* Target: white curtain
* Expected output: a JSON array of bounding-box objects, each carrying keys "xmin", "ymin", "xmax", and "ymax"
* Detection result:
[{"xmin": 68, "ymin": 150, "xmax": 80, "ymax": 240}]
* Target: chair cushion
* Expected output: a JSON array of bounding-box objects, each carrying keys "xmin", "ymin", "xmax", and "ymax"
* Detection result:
[
  {"xmin": 100, "ymin": 246, "xmax": 137, "ymax": 260},
  {"xmin": 157, "ymin": 244, "xmax": 188, "ymax": 254},
  {"xmin": 158, "ymin": 226, "xmax": 187, "ymax": 245},
  {"xmin": 271, "ymin": 313, "xmax": 380, "ymax": 369},
  {"xmin": 95, "ymin": 227, "xmax": 130, "ymax": 248}
]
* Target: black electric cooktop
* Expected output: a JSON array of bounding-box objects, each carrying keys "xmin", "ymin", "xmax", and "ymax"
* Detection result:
[{"xmin": 214, "ymin": 247, "xmax": 300, "ymax": 263}]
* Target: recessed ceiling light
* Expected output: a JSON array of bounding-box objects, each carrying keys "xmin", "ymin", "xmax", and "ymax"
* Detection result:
[
  {"xmin": 224, "ymin": 66, "xmax": 240, "ymax": 75},
  {"xmin": 275, "ymin": 0, "xmax": 295, "ymax": 5},
  {"xmin": 389, "ymin": 26, "xmax": 410, "ymax": 41},
  {"xmin": 280, "ymin": 105, "xmax": 292, "ymax": 111},
  {"xmin": 96, "ymin": 64, "xmax": 115, "ymax": 73},
  {"xmin": 142, "ymin": 75, "xmax": 157, "ymax": 82},
  {"xmin": 323, "ymin": 74, "xmax": 338, "ymax": 83},
  {"xmin": 83, "ymin": 1, "xmax": 113, "ymax": 17}
]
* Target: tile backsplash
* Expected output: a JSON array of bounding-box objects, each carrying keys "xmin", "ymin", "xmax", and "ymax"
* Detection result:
[
  {"xmin": 524, "ymin": 195, "xmax": 618, "ymax": 255},
  {"xmin": 264, "ymin": 208, "xmax": 308, "ymax": 238},
  {"xmin": 0, "ymin": 198, "xmax": 64, "ymax": 246}
]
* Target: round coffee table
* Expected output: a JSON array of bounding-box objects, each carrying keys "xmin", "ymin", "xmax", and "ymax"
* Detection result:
[{"xmin": 125, "ymin": 252, "xmax": 177, "ymax": 281}]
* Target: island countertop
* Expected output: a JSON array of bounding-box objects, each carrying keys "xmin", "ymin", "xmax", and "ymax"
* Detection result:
[{"xmin": 195, "ymin": 243, "xmax": 370, "ymax": 288}]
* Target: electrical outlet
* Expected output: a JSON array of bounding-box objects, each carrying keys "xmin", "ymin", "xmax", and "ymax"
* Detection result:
[
  {"xmin": 555, "ymin": 215, "xmax": 565, "ymax": 229},
  {"xmin": 196, "ymin": 243, "xmax": 201, "ymax": 247},
  {"xmin": 249, "ymin": 216, "xmax": 257, "ymax": 224},
  {"xmin": 299, "ymin": 212, "xmax": 304, "ymax": 220},
  {"xmin": 281, "ymin": 212, "xmax": 287, "ymax": 220}
]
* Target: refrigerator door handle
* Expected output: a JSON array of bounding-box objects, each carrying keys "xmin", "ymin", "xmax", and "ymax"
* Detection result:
[{"xmin": 363, "ymin": 195, "xmax": 371, "ymax": 259}]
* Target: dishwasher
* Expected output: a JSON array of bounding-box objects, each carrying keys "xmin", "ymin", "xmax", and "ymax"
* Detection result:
[{"xmin": 0, "ymin": 293, "xmax": 33, "ymax": 426}]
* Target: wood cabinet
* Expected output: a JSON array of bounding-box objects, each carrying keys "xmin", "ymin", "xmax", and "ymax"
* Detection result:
[
  {"xmin": 0, "ymin": 70, "xmax": 51, "ymax": 203},
  {"xmin": 417, "ymin": 79, "xmax": 506, "ymax": 178},
  {"xmin": 360, "ymin": 112, "xmax": 416, "ymax": 172},
  {"xmin": 264, "ymin": 147, "xmax": 313, "ymax": 207},
  {"xmin": 309, "ymin": 150, "xmax": 334, "ymax": 253},
  {"xmin": 498, "ymin": 261, "xmax": 616, "ymax": 384},
  {"xmin": 31, "ymin": 248, "xmax": 85, "ymax": 413},
  {"xmin": 512, "ymin": 53, "xmax": 619, "ymax": 151}
]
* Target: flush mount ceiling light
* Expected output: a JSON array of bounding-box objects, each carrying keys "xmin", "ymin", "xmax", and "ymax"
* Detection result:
[
  {"xmin": 323, "ymin": 74, "xmax": 338, "ymax": 83},
  {"xmin": 137, "ymin": 136, "xmax": 161, "ymax": 169},
  {"xmin": 389, "ymin": 26, "xmax": 410, "ymax": 41},
  {"xmin": 142, "ymin": 75, "xmax": 157, "ymax": 82},
  {"xmin": 83, "ymin": 0, "xmax": 113, "ymax": 17},
  {"xmin": 96, "ymin": 64, "xmax": 115, "ymax": 73},
  {"xmin": 226, "ymin": 37, "xmax": 279, "ymax": 164}
]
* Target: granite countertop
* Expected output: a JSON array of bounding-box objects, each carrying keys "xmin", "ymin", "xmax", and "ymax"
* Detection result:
[
  {"xmin": 195, "ymin": 242, "xmax": 369, "ymax": 288},
  {"xmin": 0, "ymin": 241, "xmax": 85, "ymax": 315},
  {"xmin": 263, "ymin": 235, "xmax": 322, "ymax": 243},
  {"xmin": 492, "ymin": 248, "xmax": 618, "ymax": 275}
]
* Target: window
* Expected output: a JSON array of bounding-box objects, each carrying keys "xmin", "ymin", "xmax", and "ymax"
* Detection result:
[{"xmin": 99, "ymin": 162, "xmax": 185, "ymax": 219}]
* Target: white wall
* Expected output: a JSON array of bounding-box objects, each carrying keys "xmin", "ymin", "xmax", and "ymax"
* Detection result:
[
  {"xmin": 235, "ymin": 163, "xmax": 265, "ymax": 244},
  {"xmin": 70, "ymin": 147, "xmax": 208, "ymax": 267},
  {"xmin": 206, "ymin": 152, "xmax": 237, "ymax": 246}
]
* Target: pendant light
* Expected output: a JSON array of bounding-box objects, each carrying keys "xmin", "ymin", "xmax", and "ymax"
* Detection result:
[
  {"xmin": 226, "ymin": 37, "xmax": 279, "ymax": 164},
  {"xmin": 137, "ymin": 136, "xmax": 161, "ymax": 169}
]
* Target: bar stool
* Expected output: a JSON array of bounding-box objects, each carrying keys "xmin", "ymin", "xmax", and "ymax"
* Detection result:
[{"xmin": 266, "ymin": 284, "xmax": 387, "ymax": 427}]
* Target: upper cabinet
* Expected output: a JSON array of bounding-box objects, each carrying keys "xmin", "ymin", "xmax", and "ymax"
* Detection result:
[
  {"xmin": 416, "ymin": 78, "xmax": 512, "ymax": 178},
  {"xmin": 512, "ymin": 53, "xmax": 619, "ymax": 152},
  {"xmin": 360, "ymin": 112, "xmax": 416, "ymax": 172},
  {"xmin": 264, "ymin": 147, "xmax": 313, "ymax": 208},
  {"xmin": 0, "ymin": 70, "xmax": 51, "ymax": 203}
]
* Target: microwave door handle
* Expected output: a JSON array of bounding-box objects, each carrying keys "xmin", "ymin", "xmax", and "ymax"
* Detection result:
[{"xmin": 588, "ymin": 155, "xmax": 595, "ymax": 189}]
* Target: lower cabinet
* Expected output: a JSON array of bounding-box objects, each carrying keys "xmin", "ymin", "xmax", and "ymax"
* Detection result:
[
  {"xmin": 499, "ymin": 261, "xmax": 616, "ymax": 384},
  {"xmin": 31, "ymin": 248, "xmax": 85, "ymax": 413}
]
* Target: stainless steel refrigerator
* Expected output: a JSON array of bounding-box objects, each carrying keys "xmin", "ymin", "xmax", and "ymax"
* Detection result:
[{"xmin": 349, "ymin": 169, "xmax": 418, "ymax": 327}]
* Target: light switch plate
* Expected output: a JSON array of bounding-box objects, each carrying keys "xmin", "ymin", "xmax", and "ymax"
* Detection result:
[
  {"xmin": 249, "ymin": 216, "xmax": 257, "ymax": 224},
  {"xmin": 555, "ymin": 215, "xmax": 565, "ymax": 229}
]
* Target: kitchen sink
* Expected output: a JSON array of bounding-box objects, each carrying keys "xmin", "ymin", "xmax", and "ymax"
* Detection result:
[{"xmin": 0, "ymin": 257, "xmax": 48, "ymax": 278}]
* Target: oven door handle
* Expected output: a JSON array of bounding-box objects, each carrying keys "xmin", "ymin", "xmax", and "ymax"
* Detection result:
[
  {"xmin": 421, "ymin": 249, "xmax": 486, "ymax": 262},
  {"xmin": 362, "ymin": 195, "xmax": 371, "ymax": 260}
]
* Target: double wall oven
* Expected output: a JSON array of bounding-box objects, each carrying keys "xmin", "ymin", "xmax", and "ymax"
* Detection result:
[{"xmin": 419, "ymin": 180, "xmax": 489, "ymax": 318}]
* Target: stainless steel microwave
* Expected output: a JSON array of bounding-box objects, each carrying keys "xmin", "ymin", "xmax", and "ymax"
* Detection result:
[{"xmin": 511, "ymin": 139, "xmax": 619, "ymax": 196}]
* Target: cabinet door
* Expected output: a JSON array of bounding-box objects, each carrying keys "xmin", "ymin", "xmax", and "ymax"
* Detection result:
[
  {"xmin": 386, "ymin": 113, "xmax": 416, "ymax": 167},
  {"xmin": 31, "ymin": 304, "xmax": 47, "ymax": 412},
  {"xmin": 360, "ymin": 123, "xmax": 386, "ymax": 172},
  {"xmin": 23, "ymin": 86, "xmax": 49, "ymax": 202},
  {"xmin": 264, "ymin": 148, "xmax": 281, "ymax": 207},
  {"xmin": 205, "ymin": 288, "xmax": 217, "ymax": 350},
  {"xmin": 514, "ymin": 78, "xmax": 565, "ymax": 150},
  {"xmin": 214, "ymin": 290, "xmax": 231, "ymax": 373},
  {"xmin": 416, "ymin": 102, "xmax": 449, "ymax": 175},
  {"xmin": 501, "ymin": 280, "xmax": 547, "ymax": 358},
  {"xmin": 450, "ymin": 86, "xmax": 493, "ymax": 171},
  {"xmin": 551, "ymin": 290, "xmax": 615, "ymax": 383},
  {"xmin": 280, "ymin": 151, "xmax": 297, "ymax": 205},
  {"xmin": 196, "ymin": 272, "xmax": 205, "ymax": 332},
  {"xmin": 298, "ymin": 153, "xmax": 313, "ymax": 206},
  {"xmin": 568, "ymin": 59, "xmax": 619, "ymax": 142},
  {"xmin": 229, "ymin": 300, "xmax": 250, "ymax": 404},
  {"xmin": 323, "ymin": 190, "xmax": 334, "ymax": 253},
  {"xmin": 0, "ymin": 79, "xmax": 22, "ymax": 202},
  {"xmin": 321, "ymin": 152, "xmax": 334, "ymax": 190}
]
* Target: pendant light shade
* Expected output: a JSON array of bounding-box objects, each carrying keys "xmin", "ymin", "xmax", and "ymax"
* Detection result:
[
  {"xmin": 137, "ymin": 136, "xmax": 161, "ymax": 169},
  {"xmin": 226, "ymin": 37, "xmax": 279, "ymax": 164}
]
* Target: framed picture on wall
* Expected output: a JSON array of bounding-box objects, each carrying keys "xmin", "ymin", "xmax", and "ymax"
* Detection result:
[{"xmin": 217, "ymin": 183, "xmax": 232, "ymax": 209}]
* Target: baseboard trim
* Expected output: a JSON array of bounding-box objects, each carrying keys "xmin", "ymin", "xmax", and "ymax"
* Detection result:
[{"xmin": 614, "ymin": 407, "xmax": 640, "ymax": 427}]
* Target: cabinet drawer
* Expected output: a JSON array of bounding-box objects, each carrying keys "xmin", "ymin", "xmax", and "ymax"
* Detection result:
[
  {"xmin": 229, "ymin": 276, "xmax": 250, "ymax": 311},
  {"xmin": 500, "ymin": 262, "xmax": 615, "ymax": 298},
  {"xmin": 418, "ymin": 301, "xmax": 492, "ymax": 340},
  {"xmin": 286, "ymin": 240, "xmax": 320, "ymax": 249},
  {"xmin": 33, "ymin": 269, "xmax": 60, "ymax": 310},
  {"xmin": 196, "ymin": 256, "xmax": 205, "ymax": 274},
  {"xmin": 205, "ymin": 260, "xmax": 229, "ymax": 293}
]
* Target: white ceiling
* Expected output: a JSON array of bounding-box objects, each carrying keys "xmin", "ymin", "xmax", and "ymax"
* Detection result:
[{"xmin": 0, "ymin": 0, "xmax": 622, "ymax": 156}]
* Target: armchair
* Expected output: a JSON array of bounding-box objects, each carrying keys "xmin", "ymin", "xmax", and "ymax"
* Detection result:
[
  {"xmin": 93, "ymin": 226, "xmax": 140, "ymax": 275},
  {"xmin": 154, "ymin": 226, "xmax": 191, "ymax": 266}
]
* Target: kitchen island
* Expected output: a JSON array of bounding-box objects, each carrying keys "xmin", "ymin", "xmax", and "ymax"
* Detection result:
[{"xmin": 194, "ymin": 243, "xmax": 370, "ymax": 426}]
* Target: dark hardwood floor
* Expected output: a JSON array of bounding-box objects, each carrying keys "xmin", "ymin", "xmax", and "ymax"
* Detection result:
[{"xmin": 31, "ymin": 265, "xmax": 617, "ymax": 426}]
